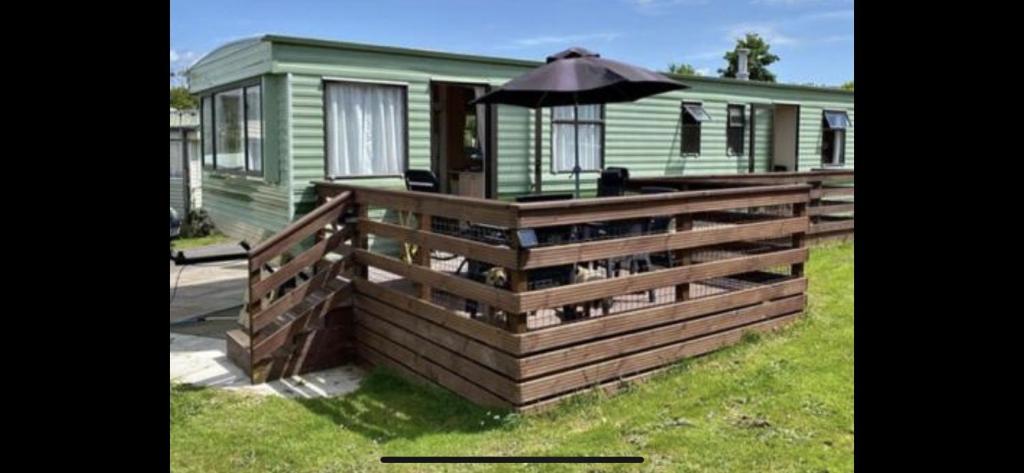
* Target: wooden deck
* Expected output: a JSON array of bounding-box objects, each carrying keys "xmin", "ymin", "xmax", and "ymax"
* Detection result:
[{"xmin": 224, "ymin": 175, "xmax": 821, "ymax": 412}]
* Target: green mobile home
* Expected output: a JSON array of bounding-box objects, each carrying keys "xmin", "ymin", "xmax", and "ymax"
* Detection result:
[{"xmin": 188, "ymin": 34, "xmax": 853, "ymax": 243}]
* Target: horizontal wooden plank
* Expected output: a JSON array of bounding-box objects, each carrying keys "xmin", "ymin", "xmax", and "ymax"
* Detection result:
[
  {"xmin": 809, "ymin": 219, "xmax": 855, "ymax": 234},
  {"xmin": 315, "ymin": 182, "xmax": 518, "ymax": 227},
  {"xmin": 359, "ymin": 219, "xmax": 519, "ymax": 269},
  {"xmin": 518, "ymin": 277, "xmax": 806, "ymax": 353},
  {"xmin": 352, "ymin": 277, "xmax": 520, "ymax": 354},
  {"xmin": 354, "ymin": 249, "xmax": 519, "ymax": 313},
  {"xmin": 517, "ymin": 311, "xmax": 801, "ymax": 403},
  {"xmin": 354, "ymin": 293, "xmax": 520, "ymax": 378},
  {"xmin": 819, "ymin": 186, "xmax": 851, "ymax": 197},
  {"xmin": 517, "ymin": 366, "xmax": 672, "ymax": 414},
  {"xmin": 251, "ymin": 191, "xmax": 351, "ymax": 267},
  {"xmin": 356, "ymin": 338, "xmax": 513, "ymax": 409},
  {"xmin": 516, "ymin": 189, "xmax": 809, "ymax": 228},
  {"xmin": 809, "ymin": 203, "xmax": 854, "ymax": 216},
  {"xmin": 521, "ymin": 217, "xmax": 807, "ymax": 269},
  {"xmin": 516, "ymin": 248, "xmax": 808, "ymax": 312},
  {"xmin": 629, "ymin": 170, "xmax": 853, "ymax": 186},
  {"xmin": 355, "ymin": 313, "xmax": 519, "ymax": 402},
  {"xmin": 250, "ymin": 228, "xmax": 350, "ymax": 302},
  {"xmin": 518, "ymin": 294, "xmax": 805, "ymax": 379}
]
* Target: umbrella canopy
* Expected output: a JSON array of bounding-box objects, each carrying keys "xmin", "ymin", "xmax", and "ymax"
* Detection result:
[
  {"xmin": 471, "ymin": 47, "xmax": 688, "ymax": 108},
  {"xmin": 471, "ymin": 47, "xmax": 688, "ymax": 198}
]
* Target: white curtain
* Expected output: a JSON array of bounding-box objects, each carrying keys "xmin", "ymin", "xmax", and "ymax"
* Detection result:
[
  {"xmin": 552, "ymin": 105, "xmax": 601, "ymax": 172},
  {"xmin": 325, "ymin": 82, "xmax": 406, "ymax": 177}
]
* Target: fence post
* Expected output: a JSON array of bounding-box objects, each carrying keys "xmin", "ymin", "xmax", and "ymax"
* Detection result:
[
  {"xmin": 245, "ymin": 259, "xmax": 262, "ymax": 383},
  {"xmin": 506, "ymin": 270, "xmax": 528, "ymax": 333},
  {"xmin": 414, "ymin": 213, "xmax": 432, "ymax": 300},
  {"xmin": 791, "ymin": 197, "xmax": 808, "ymax": 277},
  {"xmin": 353, "ymin": 202, "xmax": 369, "ymax": 280},
  {"xmin": 673, "ymin": 213, "xmax": 694, "ymax": 301}
]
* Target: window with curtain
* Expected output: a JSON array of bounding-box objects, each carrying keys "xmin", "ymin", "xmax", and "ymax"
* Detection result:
[
  {"xmin": 681, "ymin": 102, "xmax": 709, "ymax": 156},
  {"xmin": 215, "ymin": 89, "xmax": 244, "ymax": 171},
  {"xmin": 551, "ymin": 104, "xmax": 603, "ymax": 173},
  {"xmin": 726, "ymin": 104, "xmax": 746, "ymax": 156},
  {"xmin": 325, "ymin": 81, "xmax": 407, "ymax": 177},
  {"xmin": 821, "ymin": 110, "xmax": 849, "ymax": 166},
  {"xmin": 199, "ymin": 81, "xmax": 263, "ymax": 176}
]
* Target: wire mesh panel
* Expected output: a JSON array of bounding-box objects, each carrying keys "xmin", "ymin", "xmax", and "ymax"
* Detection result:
[{"xmin": 341, "ymin": 181, "xmax": 808, "ymax": 335}]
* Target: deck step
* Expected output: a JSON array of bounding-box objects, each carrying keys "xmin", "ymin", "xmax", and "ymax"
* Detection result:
[
  {"xmin": 225, "ymin": 329, "xmax": 251, "ymax": 373},
  {"xmin": 251, "ymin": 279, "xmax": 353, "ymax": 363}
]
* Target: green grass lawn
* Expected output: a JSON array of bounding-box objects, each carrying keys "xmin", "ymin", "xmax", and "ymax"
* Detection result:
[
  {"xmin": 172, "ymin": 233, "xmax": 233, "ymax": 251},
  {"xmin": 171, "ymin": 242, "xmax": 853, "ymax": 472}
]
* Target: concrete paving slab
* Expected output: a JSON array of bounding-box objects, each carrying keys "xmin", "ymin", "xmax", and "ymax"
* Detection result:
[
  {"xmin": 169, "ymin": 259, "xmax": 247, "ymax": 323},
  {"xmin": 170, "ymin": 333, "xmax": 365, "ymax": 398}
]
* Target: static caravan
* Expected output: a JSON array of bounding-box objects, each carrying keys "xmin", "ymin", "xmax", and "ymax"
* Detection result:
[
  {"xmin": 187, "ymin": 34, "xmax": 853, "ymax": 243},
  {"xmin": 169, "ymin": 108, "xmax": 201, "ymax": 216}
]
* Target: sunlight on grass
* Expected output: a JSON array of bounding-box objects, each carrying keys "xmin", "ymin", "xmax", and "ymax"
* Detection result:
[
  {"xmin": 172, "ymin": 233, "xmax": 232, "ymax": 250},
  {"xmin": 171, "ymin": 242, "xmax": 853, "ymax": 472}
]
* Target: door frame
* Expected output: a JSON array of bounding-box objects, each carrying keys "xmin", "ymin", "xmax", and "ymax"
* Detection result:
[{"xmin": 428, "ymin": 80, "xmax": 497, "ymax": 198}]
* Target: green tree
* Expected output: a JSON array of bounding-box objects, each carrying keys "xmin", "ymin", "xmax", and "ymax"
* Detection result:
[
  {"xmin": 667, "ymin": 63, "xmax": 700, "ymax": 76},
  {"xmin": 841, "ymin": 80, "xmax": 854, "ymax": 91},
  {"xmin": 170, "ymin": 86, "xmax": 198, "ymax": 110},
  {"xmin": 718, "ymin": 33, "xmax": 780, "ymax": 82}
]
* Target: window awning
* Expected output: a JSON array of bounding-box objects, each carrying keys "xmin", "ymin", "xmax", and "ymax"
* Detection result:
[
  {"xmin": 824, "ymin": 110, "xmax": 850, "ymax": 130},
  {"xmin": 682, "ymin": 103, "xmax": 711, "ymax": 122}
]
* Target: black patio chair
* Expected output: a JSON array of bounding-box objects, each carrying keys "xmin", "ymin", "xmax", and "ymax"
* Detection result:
[
  {"xmin": 404, "ymin": 169, "xmax": 441, "ymax": 193},
  {"xmin": 403, "ymin": 169, "xmax": 459, "ymax": 259},
  {"xmin": 596, "ymin": 167, "xmax": 630, "ymax": 197}
]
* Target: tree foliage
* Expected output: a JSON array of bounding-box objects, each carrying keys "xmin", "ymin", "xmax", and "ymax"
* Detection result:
[
  {"xmin": 170, "ymin": 86, "xmax": 198, "ymax": 110},
  {"xmin": 841, "ymin": 80, "xmax": 854, "ymax": 91},
  {"xmin": 718, "ymin": 33, "xmax": 780, "ymax": 82},
  {"xmin": 667, "ymin": 63, "xmax": 700, "ymax": 76}
]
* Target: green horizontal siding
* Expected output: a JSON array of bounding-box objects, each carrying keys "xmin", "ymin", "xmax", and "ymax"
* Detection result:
[
  {"xmin": 187, "ymin": 35, "xmax": 853, "ymax": 235},
  {"xmin": 201, "ymin": 173, "xmax": 291, "ymax": 244},
  {"xmin": 796, "ymin": 105, "xmax": 854, "ymax": 171}
]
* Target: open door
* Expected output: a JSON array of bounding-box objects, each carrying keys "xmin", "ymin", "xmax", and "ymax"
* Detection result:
[
  {"xmin": 771, "ymin": 104, "xmax": 799, "ymax": 172},
  {"xmin": 430, "ymin": 81, "xmax": 496, "ymax": 198}
]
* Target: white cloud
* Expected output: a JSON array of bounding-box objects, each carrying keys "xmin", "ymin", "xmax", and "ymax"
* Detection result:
[
  {"xmin": 796, "ymin": 9, "xmax": 854, "ymax": 22},
  {"xmin": 170, "ymin": 49, "xmax": 179, "ymax": 62},
  {"xmin": 726, "ymin": 23, "xmax": 800, "ymax": 46},
  {"xmin": 695, "ymin": 67, "xmax": 711, "ymax": 76},
  {"xmin": 752, "ymin": 0, "xmax": 849, "ymax": 5},
  {"xmin": 501, "ymin": 32, "xmax": 622, "ymax": 49},
  {"xmin": 625, "ymin": 0, "xmax": 710, "ymax": 14}
]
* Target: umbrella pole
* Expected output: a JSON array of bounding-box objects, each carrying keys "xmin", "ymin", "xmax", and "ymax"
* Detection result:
[{"xmin": 573, "ymin": 103, "xmax": 581, "ymax": 198}]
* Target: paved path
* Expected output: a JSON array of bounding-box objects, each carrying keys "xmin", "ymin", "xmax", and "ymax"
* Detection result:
[
  {"xmin": 170, "ymin": 333, "xmax": 365, "ymax": 398},
  {"xmin": 169, "ymin": 258, "xmax": 246, "ymax": 323}
]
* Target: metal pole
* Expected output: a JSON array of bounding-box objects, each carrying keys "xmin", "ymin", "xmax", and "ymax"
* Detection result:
[{"xmin": 573, "ymin": 103, "xmax": 580, "ymax": 198}]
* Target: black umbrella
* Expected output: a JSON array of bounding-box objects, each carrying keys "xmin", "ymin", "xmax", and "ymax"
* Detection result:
[{"xmin": 472, "ymin": 47, "xmax": 688, "ymax": 197}]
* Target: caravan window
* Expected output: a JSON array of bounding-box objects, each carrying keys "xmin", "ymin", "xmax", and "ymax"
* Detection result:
[
  {"xmin": 324, "ymin": 81, "xmax": 408, "ymax": 178},
  {"xmin": 681, "ymin": 102, "xmax": 709, "ymax": 155},
  {"xmin": 551, "ymin": 104, "xmax": 604, "ymax": 173},
  {"xmin": 726, "ymin": 105, "xmax": 745, "ymax": 156},
  {"xmin": 821, "ymin": 110, "xmax": 849, "ymax": 166},
  {"xmin": 200, "ymin": 81, "xmax": 263, "ymax": 177}
]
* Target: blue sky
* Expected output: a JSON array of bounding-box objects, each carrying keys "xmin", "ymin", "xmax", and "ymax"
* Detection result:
[{"xmin": 171, "ymin": 0, "xmax": 853, "ymax": 86}]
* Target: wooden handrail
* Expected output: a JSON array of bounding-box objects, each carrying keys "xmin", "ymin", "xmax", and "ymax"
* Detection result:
[{"xmin": 249, "ymin": 191, "xmax": 352, "ymax": 266}]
